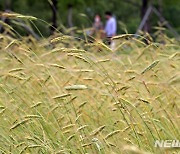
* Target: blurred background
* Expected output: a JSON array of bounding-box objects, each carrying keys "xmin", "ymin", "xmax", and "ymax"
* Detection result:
[{"xmin": 0, "ymin": 0, "xmax": 180, "ymax": 38}]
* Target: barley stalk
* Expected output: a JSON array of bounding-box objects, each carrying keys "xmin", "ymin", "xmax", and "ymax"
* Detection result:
[{"xmin": 141, "ymin": 60, "xmax": 160, "ymax": 74}]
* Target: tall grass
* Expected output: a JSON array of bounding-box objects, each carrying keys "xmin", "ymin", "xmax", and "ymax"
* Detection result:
[{"xmin": 0, "ymin": 12, "xmax": 179, "ymax": 154}]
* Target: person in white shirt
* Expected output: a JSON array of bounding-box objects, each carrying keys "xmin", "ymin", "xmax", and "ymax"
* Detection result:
[
  {"xmin": 105, "ymin": 11, "xmax": 117, "ymax": 38},
  {"xmin": 104, "ymin": 11, "xmax": 117, "ymax": 49}
]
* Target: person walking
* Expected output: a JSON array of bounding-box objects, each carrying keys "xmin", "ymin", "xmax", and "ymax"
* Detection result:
[{"xmin": 104, "ymin": 11, "xmax": 117, "ymax": 49}]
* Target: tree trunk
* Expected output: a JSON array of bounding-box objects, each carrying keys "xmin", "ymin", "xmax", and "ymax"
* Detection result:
[
  {"xmin": 0, "ymin": 0, "xmax": 11, "ymax": 33},
  {"xmin": 50, "ymin": 0, "xmax": 58, "ymax": 34},
  {"xmin": 141, "ymin": 0, "xmax": 150, "ymax": 32},
  {"xmin": 5, "ymin": 0, "xmax": 11, "ymax": 11},
  {"xmin": 68, "ymin": 4, "xmax": 73, "ymax": 28},
  {"xmin": 158, "ymin": 0, "xmax": 163, "ymax": 15}
]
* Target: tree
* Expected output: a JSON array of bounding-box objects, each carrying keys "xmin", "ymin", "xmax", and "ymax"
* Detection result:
[
  {"xmin": 67, "ymin": 4, "xmax": 73, "ymax": 28},
  {"xmin": 50, "ymin": 0, "xmax": 58, "ymax": 33},
  {"xmin": 141, "ymin": 0, "xmax": 150, "ymax": 32},
  {"xmin": 158, "ymin": 0, "xmax": 163, "ymax": 14},
  {"xmin": 5, "ymin": 0, "xmax": 11, "ymax": 11},
  {"xmin": 0, "ymin": 0, "xmax": 11, "ymax": 32}
]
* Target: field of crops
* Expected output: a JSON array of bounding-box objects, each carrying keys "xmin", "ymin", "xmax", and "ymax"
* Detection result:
[{"xmin": 0, "ymin": 17, "xmax": 180, "ymax": 153}]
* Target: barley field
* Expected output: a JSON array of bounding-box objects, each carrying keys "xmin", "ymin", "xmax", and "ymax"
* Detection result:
[{"xmin": 0, "ymin": 14, "xmax": 180, "ymax": 154}]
